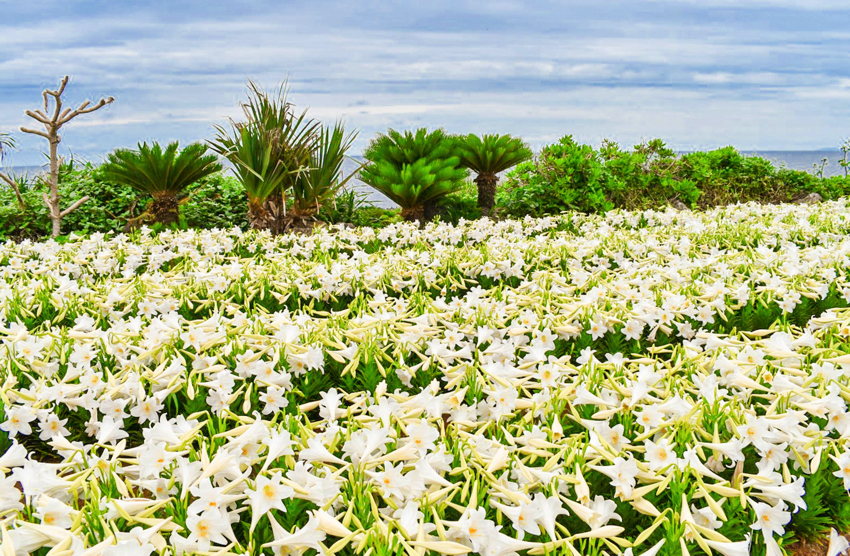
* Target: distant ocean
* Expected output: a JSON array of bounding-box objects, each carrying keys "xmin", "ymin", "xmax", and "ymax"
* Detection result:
[
  {"xmin": 725, "ymin": 151, "xmax": 846, "ymax": 178},
  {"xmin": 5, "ymin": 150, "xmax": 848, "ymax": 210}
]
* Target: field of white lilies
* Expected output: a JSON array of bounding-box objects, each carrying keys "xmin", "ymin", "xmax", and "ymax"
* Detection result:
[{"xmin": 3, "ymin": 201, "xmax": 850, "ymax": 556}]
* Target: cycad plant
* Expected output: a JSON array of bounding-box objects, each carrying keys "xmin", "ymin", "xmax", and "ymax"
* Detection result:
[
  {"xmin": 359, "ymin": 128, "xmax": 467, "ymax": 224},
  {"xmin": 99, "ymin": 141, "xmax": 221, "ymax": 225},
  {"xmin": 453, "ymin": 133, "xmax": 532, "ymax": 217},
  {"xmin": 288, "ymin": 121, "xmax": 361, "ymax": 229},
  {"xmin": 210, "ymin": 81, "xmax": 320, "ymax": 232}
]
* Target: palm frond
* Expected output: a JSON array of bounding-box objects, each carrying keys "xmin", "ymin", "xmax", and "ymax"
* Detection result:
[
  {"xmin": 0, "ymin": 131, "xmax": 15, "ymax": 164},
  {"xmin": 292, "ymin": 121, "xmax": 360, "ymax": 215},
  {"xmin": 455, "ymin": 134, "xmax": 532, "ymax": 176},
  {"xmin": 359, "ymin": 128, "xmax": 467, "ymax": 210},
  {"xmin": 209, "ymin": 80, "xmax": 321, "ymax": 205},
  {"xmin": 100, "ymin": 141, "xmax": 221, "ymax": 197}
]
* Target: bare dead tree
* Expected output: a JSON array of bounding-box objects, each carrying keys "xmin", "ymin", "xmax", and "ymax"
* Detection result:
[{"xmin": 20, "ymin": 76, "xmax": 114, "ymax": 237}]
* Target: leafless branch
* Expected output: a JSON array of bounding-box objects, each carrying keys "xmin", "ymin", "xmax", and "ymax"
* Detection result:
[
  {"xmin": 0, "ymin": 171, "xmax": 26, "ymax": 210},
  {"xmin": 24, "ymin": 110, "xmax": 51, "ymax": 125},
  {"xmin": 20, "ymin": 127, "xmax": 50, "ymax": 139},
  {"xmin": 55, "ymin": 76, "xmax": 69, "ymax": 96},
  {"xmin": 60, "ymin": 195, "xmax": 90, "ymax": 217},
  {"xmin": 60, "ymin": 97, "xmax": 114, "ymax": 124}
]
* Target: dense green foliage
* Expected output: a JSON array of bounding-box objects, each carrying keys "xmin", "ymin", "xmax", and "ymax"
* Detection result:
[
  {"xmin": 0, "ymin": 165, "xmax": 404, "ymax": 240},
  {"xmin": 433, "ymin": 178, "xmax": 481, "ymax": 224},
  {"xmin": 498, "ymin": 136, "xmax": 850, "ymax": 217},
  {"xmin": 180, "ymin": 172, "xmax": 249, "ymax": 230},
  {"xmin": 317, "ymin": 189, "xmax": 402, "ymax": 228},
  {"xmin": 0, "ymin": 164, "xmax": 250, "ymax": 241},
  {"xmin": 0, "ymin": 162, "xmax": 137, "ymax": 240},
  {"xmin": 289, "ymin": 121, "xmax": 360, "ymax": 226},
  {"xmin": 359, "ymin": 128, "xmax": 468, "ymax": 222},
  {"xmin": 2, "ymin": 134, "xmax": 849, "ymax": 239}
]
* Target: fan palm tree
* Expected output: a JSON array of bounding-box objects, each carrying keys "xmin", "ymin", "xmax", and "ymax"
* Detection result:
[
  {"xmin": 100, "ymin": 141, "xmax": 221, "ymax": 225},
  {"xmin": 210, "ymin": 80, "xmax": 320, "ymax": 232},
  {"xmin": 453, "ymin": 134, "xmax": 532, "ymax": 217},
  {"xmin": 288, "ymin": 121, "xmax": 361, "ymax": 229},
  {"xmin": 0, "ymin": 131, "xmax": 26, "ymax": 210},
  {"xmin": 0, "ymin": 131, "xmax": 14, "ymax": 162},
  {"xmin": 359, "ymin": 128, "xmax": 467, "ymax": 223}
]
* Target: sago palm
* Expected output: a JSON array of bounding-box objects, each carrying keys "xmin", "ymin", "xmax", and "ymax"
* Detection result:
[
  {"xmin": 359, "ymin": 128, "xmax": 467, "ymax": 223},
  {"xmin": 454, "ymin": 133, "xmax": 532, "ymax": 217},
  {"xmin": 99, "ymin": 141, "xmax": 221, "ymax": 225},
  {"xmin": 289, "ymin": 121, "xmax": 360, "ymax": 229},
  {"xmin": 210, "ymin": 80, "xmax": 319, "ymax": 232}
]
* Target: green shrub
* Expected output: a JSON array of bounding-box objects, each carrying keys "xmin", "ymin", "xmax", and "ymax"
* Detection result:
[
  {"xmin": 318, "ymin": 189, "xmax": 369, "ymax": 225},
  {"xmin": 0, "ymin": 163, "xmax": 143, "ymax": 241},
  {"xmin": 497, "ymin": 135, "xmax": 612, "ymax": 217},
  {"xmin": 350, "ymin": 206, "xmax": 401, "ymax": 228},
  {"xmin": 0, "ymin": 182, "xmax": 51, "ymax": 241},
  {"xmin": 182, "ymin": 173, "xmax": 249, "ymax": 230},
  {"xmin": 316, "ymin": 189, "xmax": 402, "ymax": 229},
  {"xmin": 677, "ymin": 148, "xmax": 850, "ymax": 205},
  {"xmin": 600, "ymin": 138, "xmax": 702, "ymax": 209},
  {"xmin": 434, "ymin": 179, "xmax": 481, "ymax": 224},
  {"xmin": 342, "ymin": 206, "xmax": 403, "ymax": 228},
  {"xmin": 0, "ymin": 165, "xmax": 250, "ymax": 240},
  {"xmin": 497, "ymin": 135, "xmax": 850, "ymax": 217}
]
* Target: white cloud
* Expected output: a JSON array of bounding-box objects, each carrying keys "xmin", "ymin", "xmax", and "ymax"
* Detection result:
[
  {"xmin": 0, "ymin": 0, "xmax": 847, "ymax": 164},
  {"xmin": 692, "ymin": 72, "xmax": 785, "ymax": 85},
  {"xmin": 650, "ymin": 0, "xmax": 849, "ymax": 9}
]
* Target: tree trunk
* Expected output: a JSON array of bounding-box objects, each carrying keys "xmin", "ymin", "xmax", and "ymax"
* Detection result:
[
  {"xmin": 400, "ymin": 205, "xmax": 425, "ymax": 225},
  {"xmin": 248, "ymin": 197, "xmax": 274, "ymax": 231},
  {"xmin": 48, "ymin": 134, "xmax": 62, "ymax": 237},
  {"xmin": 150, "ymin": 194, "xmax": 179, "ymax": 226},
  {"xmin": 264, "ymin": 194, "xmax": 287, "ymax": 235},
  {"xmin": 475, "ymin": 173, "xmax": 499, "ymax": 218},
  {"xmin": 423, "ymin": 199, "xmax": 440, "ymax": 222}
]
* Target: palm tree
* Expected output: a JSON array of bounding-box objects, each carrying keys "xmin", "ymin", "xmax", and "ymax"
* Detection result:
[
  {"xmin": 288, "ymin": 121, "xmax": 361, "ymax": 229},
  {"xmin": 211, "ymin": 124, "xmax": 291, "ymax": 231},
  {"xmin": 359, "ymin": 128, "xmax": 467, "ymax": 223},
  {"xmin": 100, "ymin": 141, "xmax": 221, "ymax": 225},
  {"xmin": 0, "ymin": 131, "xmax": 26, "ymax": 210},
  {"xmin": 210, "ymin": 80, "xmax": 320, "ymax": 232},
  {"xmin": 453, "ymin": 134, "xmax": 532, "ymax": 218},
  {"xmin": 0, "ymin": 131, "xmax": 14, "ymax": 162}
]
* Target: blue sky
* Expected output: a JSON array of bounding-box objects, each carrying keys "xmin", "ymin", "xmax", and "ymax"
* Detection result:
[{"xmin": 1, "ymin": 0, "xmax": 849, "ymax": 165}]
